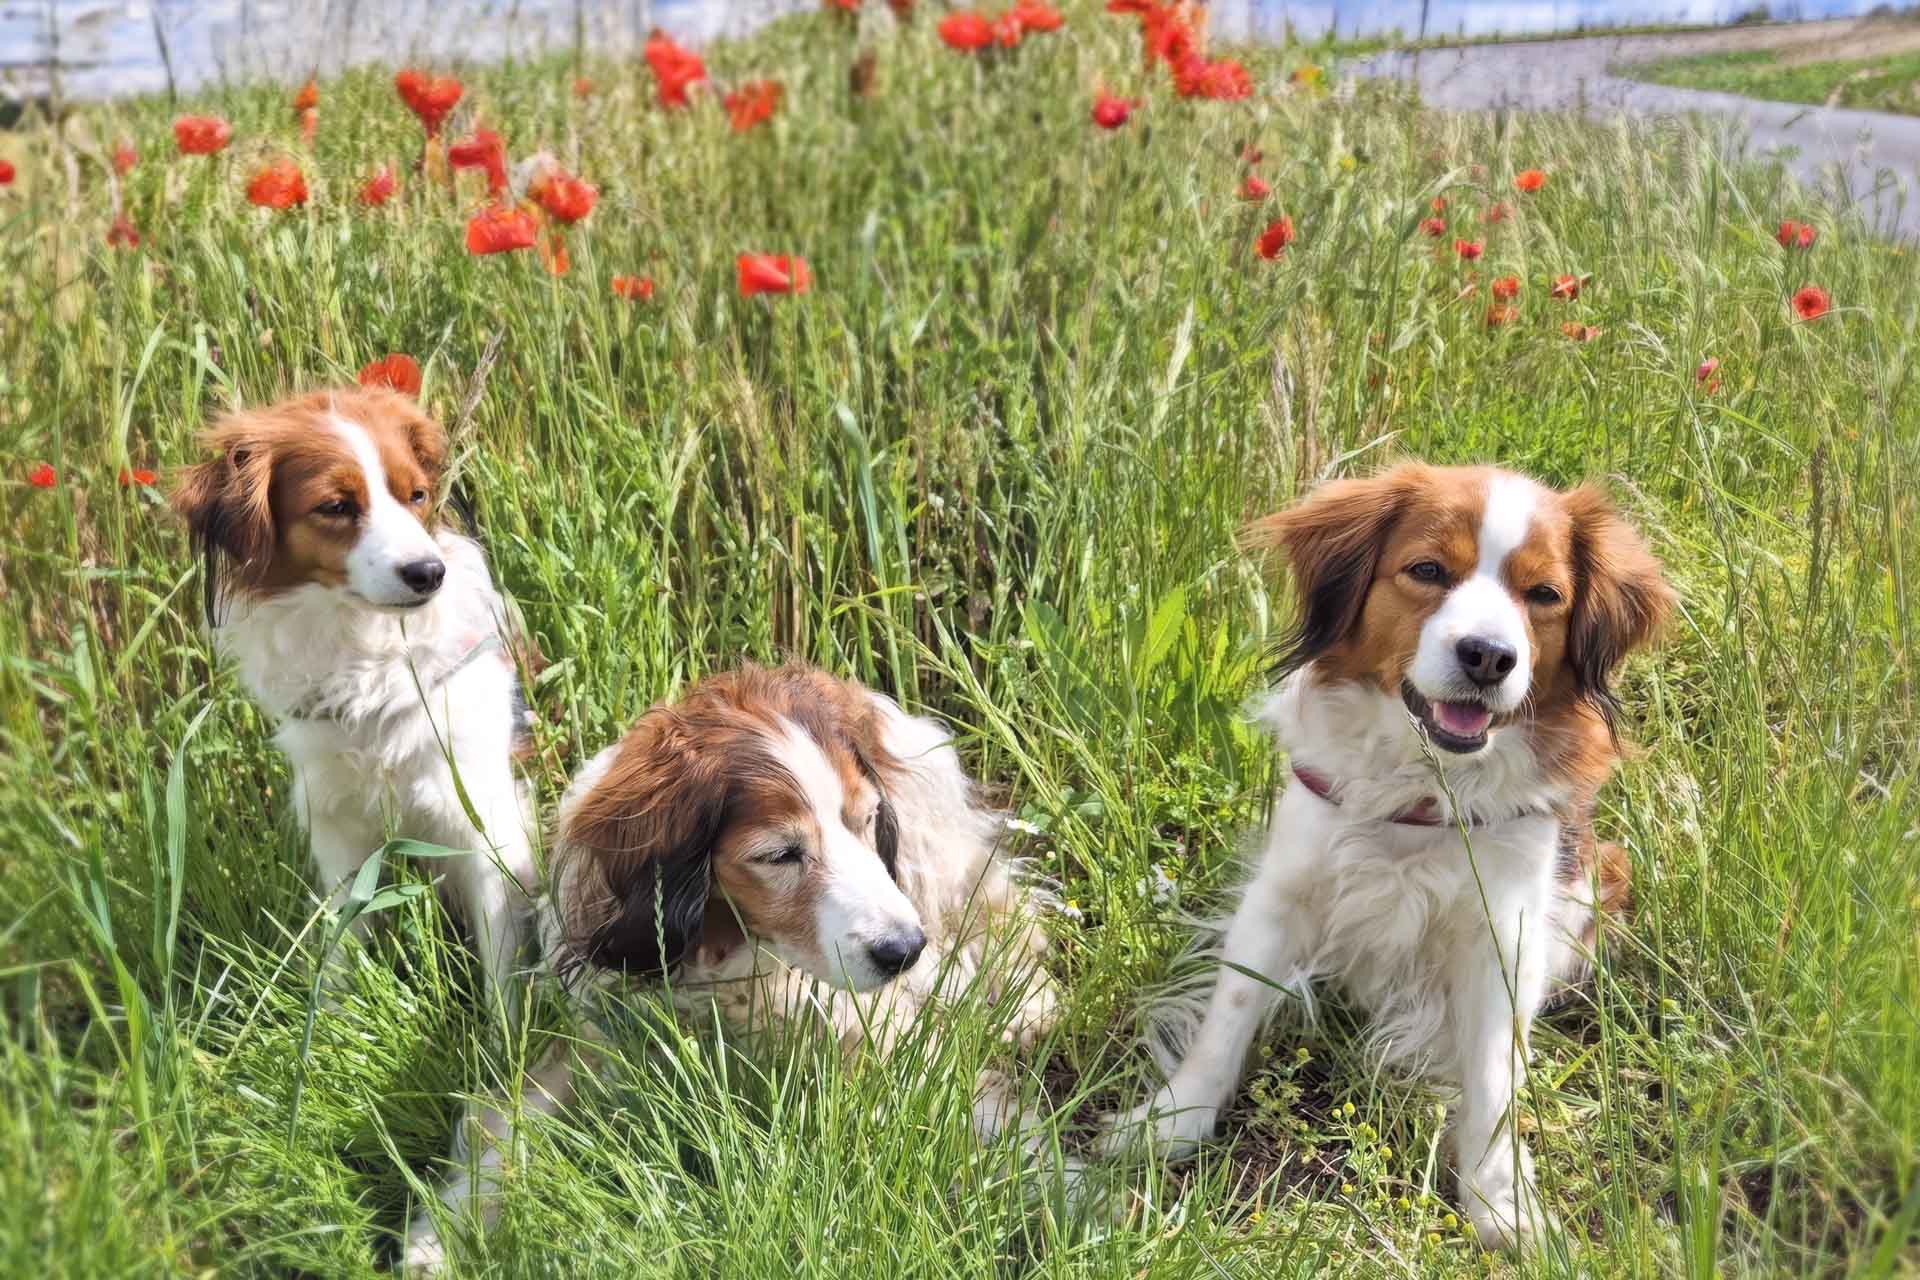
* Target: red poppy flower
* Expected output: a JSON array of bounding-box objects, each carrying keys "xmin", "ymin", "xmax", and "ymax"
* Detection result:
[
  {"xmin": 246, "ymin": 157, "xmax": 308, "ymax": 210},
  {"xmin": 448, "ymin": 129, "xmax": 508, "ymax": 195},
  {"xmin": 1420, "ymin": 217, "xmax": 1446, "ymax": 238},
  {"xmin": 466, "ymin": 203, "xmax": 539, "ymax": 255},
  {"xmin": 573, "ymin": 77, "xmax": 595, "ymax": 99},
  {"xmin": 1091, "ymin": 92, "xmax": 1138, "ymax": 129},
  {"xmin": 106, "ymin": 214, "xmax": 140, "ymax": 248},
  {"xmin": 28, "ymin": 462, "xmax": 57, "ymax": 488},
  {"xmin": 1561, "ymin": 323, "xmax": 1601, "ymax": 342},
  {"xmin": 1485, "ymin": 304, "xmax": 1517, "ymax": 328},
  {"xmin": 725, "ymin": 80, "xmax": 784, "ymax": 132},
  {"xmin": 612, "ymin": 275, "xmax": 656, "ymax": 301},
  {"xmin": 1695, "ymin": 357, "xmax": 1718, "ymax": 383},
  {"xmin": 1483, "ymin": 202, "xmax": 1510, "ymax": 224},
  {"xmin": 888, "ymin": 0, "xmax": 915, "ymax": 14},
  {"xmin": 1430, "ymin": 195, "xmax": 1447, "ymax": 212},
  {"xmin": 991, "ymin": 12, "xmax": 1024, "ymax": 46},
  {"xmin": 1008, "ymin": 2, "xmax": 1064, "ymax": 32},
  {"xmin": 1791, "ymin": 285, "xmax": 1830, "ymax": 321},
  {"xmin": 529, "ymin": 169, "xmax": 595, "ymax": 225},
  {"xmin": 1241, "ymin": 174, "xmax": 1271, "ymax": 201},
  {"xmin": 0, "ymin": 159, "xmax": 13, "ymax": 185},
  {"xmin": 1550, "ymin": 274, "xmax": 1580, "ymax": 300},
  {"xmin": 1513, "ymin": 169, "xmax": 1546, "ymax": 193},
  {"xmin": 395, "ymin": 69, "xmax": 463, "ymax": 136},
  {"xmin": 173, "ymin": 115, "xmax": 232, "ymax": 155},
  {"xmin": 1777, "ymin": 219, "xmax": 1817, "ymax": 249},
  {"xmin": 292, "ymin": 79, "xmax": 318, "ymax": 113},
  {"xmin": 1173, "ymin": 56, "xmax": 1252, "ymax": 100},
  {"xmin": 360, "ymin": 166, "xmax": 398, "ymax": 206},
  {"xmin": 358, "ymin": 354, "xmax": 423, "ymax": 397},
  {"xmin": 1141, "ymin": 7, "xmax": 1198, "ymax": 68},
  {"xmin": 824, "ymin": 0, "xmax": 860, "ymax": 12},
  {"xmin": 938, "ymin": 12, "xmax": 994, "ymax": 49},
  {"xmin": 113, "ymin": 140, "xmax": 137, "ymax": 175},
  {"xmin": 299, "ymin": 107, "xmax": 318, "ymax": 145},
  {"xmin": 645, "ymin": 31, "xmax": 707, "ymax": 108},
  {"xmin": 737, "ymin": 253, "xmax": 812, "ymax": 296},
  {"xmin": 119, "ymin": 466, "xmax": 158, "ymax": 487},
  {"xmin": 1490, "ymin": 275, "xmax": 1520, "ymax": 301},
  {"xmin": 1454, "ymin": 238, "xmax": 1483, "ymax": 260},
  {"xmin": 1256, "ymin": 216, "xmax": 1294, "ymax": 259},
  {"xmin": 538, "ymin": 231, "xmax": 571, "ymax": 276},
  {"xmin": 1240, "ymin": 144, "xmax": 1263, "ymax": 165}
]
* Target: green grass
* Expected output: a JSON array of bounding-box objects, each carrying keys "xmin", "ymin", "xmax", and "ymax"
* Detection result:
[
  {"xmin": 1625, "ymin": 45, "xmax": 1920, "ymax": 116},
  {"xmin": 3, "ymin": 5, "xmax": 1918, "ymax": 1277}
]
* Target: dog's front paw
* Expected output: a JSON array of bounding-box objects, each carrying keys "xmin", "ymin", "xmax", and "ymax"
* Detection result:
[
  {"xmin": 1096, "ymin": 1087, "xmax": 1217, "ymax": 1162},
  {"xmin": 1460, "ymin": 1175, "xmax": 1555, "ymax": 1252},
  {"xmin": 402, "ymin": 1214, "xmax": 449, "ymax": 1276}
]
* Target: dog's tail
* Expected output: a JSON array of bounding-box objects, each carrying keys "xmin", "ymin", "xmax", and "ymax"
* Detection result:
[{"xmin": 1547, "ymin": 831, "xmax": 1633, "ymax": 996}]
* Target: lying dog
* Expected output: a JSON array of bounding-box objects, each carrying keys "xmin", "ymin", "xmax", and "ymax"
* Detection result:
[
  {"xmin": 405, "ymin": 663, "xmax": 1060, "ymax": 1269},
  {"xmin": 1105, "ymin": 464, "xmax": 1672, "ymax": 1249},
  {"xmin": 171, "ymin": 387, "xmax": 536, "ymax": 1004}
]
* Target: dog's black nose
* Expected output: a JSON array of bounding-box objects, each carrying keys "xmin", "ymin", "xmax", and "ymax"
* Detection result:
[
  {"xmin": 866, "ymin": 928, "xmax": 926, "ymax": 977},
  {"xmin": 1455, "ymin": 636, "xmax": 1518, "ymax": 687},
  {"xmin": 397, "ymin": 558, "xmax": 446, "ymax": 595}
]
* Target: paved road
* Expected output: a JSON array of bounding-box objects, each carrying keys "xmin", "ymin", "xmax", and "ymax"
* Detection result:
[{"xmin": 1353, "ymin": 27, "xmax": 1920, "ymax": 240}]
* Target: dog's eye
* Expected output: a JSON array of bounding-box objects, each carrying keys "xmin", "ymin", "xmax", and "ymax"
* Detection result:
[
  {"xmin": 1406, "ymin": 560, "xmax": 1448, "ymax": 585},
  {"xmin": 1526, "ymin": 584, "xmax": 1563, "ymax": 606},
  {"xmin": 768, "ymin": 844, "xmax": 806, "ymax": 866},
  {"xmin": 314, "ymin": 498, "xmax": 357, "ymax": 518},
  {"xmin": 408, "ymin": 489, "xmax": 428, "ymax": 505}
]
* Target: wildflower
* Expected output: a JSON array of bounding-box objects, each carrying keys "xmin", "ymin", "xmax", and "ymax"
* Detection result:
[
  {"xmin": 465, "ymin": 203, "xmax": 539, "ymax": 255},
  {"xmin": 1173, "ymin": 55, "xmax": 1252, "ymax": 100},
  {"xmin": 737, "ymin": 252, "xmax": 812, "ymax": 296},
  {"xmin": 292, "ymin": 79, "xmax": 318, "ymax": 113},
  {"xmin": 538, "ymin": 232, "xmax": 571, "ymax": 276},
  {"xmin": 1550, "ymin": 273, "xmax": 1580, "ymax": 300},
  {"xmin": 1008, "ymin": 2, "xmax": 1064, "ymax": 32},
  {"xmin": 1430, "ymin": 195, "xmax": 1447, "ymax": 212},
  {"xmin": 724, "ymin": 80, "xmax": 783, "ymax": 132},
  {"xmin": 938, "ymin": 11, "xmax": 994, "ymax": 48},
  {"xmin": 394, "ymin": 69, "xmax": 463, "ymax": 136},
  {"xmin": 1513, "ymin": 168, "xmax": 1546, "ymax": 193},
  {"xmin": 1340, "ymin": 1183, "xmax": 1355, "ymax": 1196},
  {"xmin": 360, "ymin": 166, "xmax": 398, "ymax": 206},
  {"xmin": 611, "ymin": 275, "xmax": 655, "ymax": 301},
  {"xmin": 1483, "ymin": 201, "xmax": 1510, "ymax": 224},
  {"xmin": 1490, "ymin": 275, "xmax": 1520, "ymax": 301},
  {"xmin": 1240, "ymin": 144, "xmax": 1263, "ymax": 165},
  {"xmin": 0, "ymin": 159, "xmax": 13, "ymax": 185},
  {"xmin": 358, "ymin": 354, "xmax": 422, "ymax": 397},
  {"xmin": 824, "ymin": 0, "xmax": 861, "ymax": 12},
  {"xmin": 28, "ymin": 462, "xmax": 57, "ymax": 488},
  {"xmin": 1256, "ymin": 216, "xmax": 1294, "ymax": 258},
  {"xmin": 991, "ymin": 5, "xmax": 1023, "ymax": 40},
  {"xmin": 888, "ymin": 0, "xmax": 915, "ymax": 14},
  {"xmin": 106, "ymin": 214, "xmax": 141, "ymax": 248},
  {"xmin": 1696, "ymin": 357, "xmax": 1718, "ymax": 382},
  {"xmin": 1419, "ymin": 216, "xmax": 1446, "ymax": 237},
  {"xmin": 644, "ymin": 31, "xmax": 707, "ymax": 107},
  {"xmin": 1485, "ymin": 304, "xmax": 1517, "ymax": 327},
  {"xmin": 1091, "ymin": 92, "xmax": 1138, "ymax": 129},
  {"xmin": 299, "ymin": 107, "xmax": 318, "ymax": 145},
  {"xmin": 1561, "ymin": 322, "xmax": 1602, "ymax": 342},
  {"xmin": 448, "ymin": 129, "xmax": 508, "ymax": 195},
  {"xmin": 113, "ymin": 140, "xmax": 137, "ymax": 175},
  {"xmin": 1454, "ymin": 238, "xmax": 1483, "ymax": 260},
  {"xmin": 173, "ymin": 115, "xmax": 232, "ymax": 155},
  {"xmin": 1241, "ymin": 174, "xmax": 1270, "ymax": 200},
  {"xmin": 573, "ymin": 77, "xmax": 595, "ymax": 98},
  {"xmin": 1289, "ymin": 63, "xmax": 1323, "ymax": 88},
  {"xmin": 246, "ymin": 157, "xmax": 308, "ymax": 210},
  {"xmin": 1777, "ymin": 219, "xmax": 1817, "ymax": 249},
  {"xmin": 119, "ymin": 467, "xmax": 158, "ymax": 486},
  {"xmin": 1791, "ymin": 285, "xmax": 1830, "ymax": 321},
  {"xmin": 530, "ymin": 168, "xmax": 597, "ymax": 224}
]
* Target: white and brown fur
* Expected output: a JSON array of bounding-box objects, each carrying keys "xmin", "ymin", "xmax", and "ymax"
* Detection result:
[
  {"xmin": 170, "ymin": 387, "xmax": 537, "ymax": 1006},
  {"xmin": 1103, "ymin": 463, "xmax": 1672, "ymax": 1250},
  {"xmin": 403, "ymin": 663, "xmax": 1060, "ymax": 1270}
]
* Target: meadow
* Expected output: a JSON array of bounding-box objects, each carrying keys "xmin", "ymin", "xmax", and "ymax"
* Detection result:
[
  {"xmin": 1629, "ymin": 45, "xmax": 1920, "ymax": 117},
  {"xmin": 2, "ymin": 3, "xmax": 1917, "ymax": 1276}
]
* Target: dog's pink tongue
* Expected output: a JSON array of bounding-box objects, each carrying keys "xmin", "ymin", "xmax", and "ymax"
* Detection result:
[{"xmin": 1433, "ymin": 701, "xmax": 1492, "ymax": 737}]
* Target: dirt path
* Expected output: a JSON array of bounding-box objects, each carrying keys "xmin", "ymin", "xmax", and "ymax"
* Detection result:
[{"xmin": 1353, "ymin": 21, "xmax": 1920, "ymax": 240}]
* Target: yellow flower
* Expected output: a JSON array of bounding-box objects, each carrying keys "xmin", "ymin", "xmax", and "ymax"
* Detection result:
[
  {"xmin": 1379, "ymin": 1145, "xmax": 1392, "ymax": 1159},
  {"xmin": 1340, "ymin": 1182, "xmax": 1355, "ymax": 1196}
]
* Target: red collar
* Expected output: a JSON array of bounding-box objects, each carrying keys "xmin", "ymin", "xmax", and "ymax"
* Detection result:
[{"xmin": 1292, "ymin": 765, "xmax": 1548, "ymax": 829}]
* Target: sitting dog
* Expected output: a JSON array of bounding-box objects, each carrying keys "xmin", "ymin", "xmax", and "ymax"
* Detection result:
[
  {"xmin": 404, "ymin": 663, "xmax": 1060, "ymax": 1269},
  {"xmin": 1104, "ymin": 463, "xmax": 1672, "ymax": 1249},
  {"xmin": 171, "ymin": 387, "xmax": 536, "ymax": 1004}
]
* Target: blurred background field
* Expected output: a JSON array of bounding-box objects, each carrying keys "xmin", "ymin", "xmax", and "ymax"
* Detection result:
[{"xmin": 1, "ymin": 2, "xmax": 1917, "ymax": 1277}]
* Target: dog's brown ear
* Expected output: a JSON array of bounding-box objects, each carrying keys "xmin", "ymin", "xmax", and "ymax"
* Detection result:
[
  {"xmin": 1564, "ymin": 484, "xmax": 1674, "ymax": 731},
  {"xmin": 558, "ymin": 709, "xmax": 724, "ymax": 979},
  {"xmin": 1243, "ymin": 468, "xmax": 1414, "ymax": 674},
  {"xmin": 169, "ymin": 417, "xmax": 277, "ymax": 628}
]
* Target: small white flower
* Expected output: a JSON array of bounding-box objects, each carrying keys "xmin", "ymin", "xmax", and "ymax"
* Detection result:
[{"xmin": 1003, "ymin": 816, "xmax": 1042, "ymax": 836}]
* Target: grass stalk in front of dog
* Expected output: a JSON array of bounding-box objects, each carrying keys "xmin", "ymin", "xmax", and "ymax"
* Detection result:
[{"xmin": 1, "ymin": 4, "xmax": 1916, "ymax": 1276}]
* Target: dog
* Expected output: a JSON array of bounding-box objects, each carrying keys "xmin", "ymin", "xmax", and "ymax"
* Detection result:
[
  {"xmin": 170, "ymin": 386, "xmax": 536, "ymax": 1005},
  {"xmin": 1103, "ymin": 463, "xmax": 1673, "ymax": 1249},
  {"xmin": 403, "ymin": 662, "xmax": 1061, "ymax": 1270}
]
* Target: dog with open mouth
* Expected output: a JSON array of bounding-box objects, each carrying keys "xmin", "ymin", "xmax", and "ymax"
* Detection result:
[{"xmin": 1103, "ymin": 463, "xmax": 1672, "ymax": 1250}]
